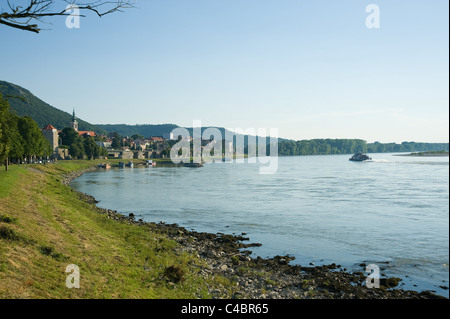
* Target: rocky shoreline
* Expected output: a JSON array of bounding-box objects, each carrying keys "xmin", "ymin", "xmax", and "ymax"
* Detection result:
[{"xmin": 63, "ymin": 168, "xmax": 446, "ymax": 299}]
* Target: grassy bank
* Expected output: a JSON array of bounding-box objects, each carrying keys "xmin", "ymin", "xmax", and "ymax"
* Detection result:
[{"xmin": 0, "ymin": 160, "xmax": 229, "ymax": 298}]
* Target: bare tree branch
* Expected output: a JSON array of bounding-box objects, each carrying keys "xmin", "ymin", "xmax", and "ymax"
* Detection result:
[{"xmin": 0, "ymin": 0, "xmax": 135, "ymax": 33}]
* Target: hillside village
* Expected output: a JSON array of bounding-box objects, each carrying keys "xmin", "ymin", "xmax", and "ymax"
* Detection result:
[{"xmin": 42, "ymin": 110, "xmax": 177, "ymax": 161}]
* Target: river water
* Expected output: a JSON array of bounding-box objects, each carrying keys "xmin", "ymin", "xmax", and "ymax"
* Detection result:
[{"xmin": 71, "ymin": 153, "xmax": 449, "ymax": 296}]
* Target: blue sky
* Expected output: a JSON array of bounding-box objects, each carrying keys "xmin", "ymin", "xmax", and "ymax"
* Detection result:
[{"xmin": 1, "ymin": 0, "xmax": 448, "ymax": 142}]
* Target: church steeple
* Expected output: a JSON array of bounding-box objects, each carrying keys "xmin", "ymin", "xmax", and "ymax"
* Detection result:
[{"xmin": 71, "ymin": 108, "xmax": 78, "ymax": 132}]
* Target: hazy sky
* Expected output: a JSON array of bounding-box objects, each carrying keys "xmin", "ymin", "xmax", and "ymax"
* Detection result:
[{"xmin": 1, "ymin": 0, "xmax": 448, "ymax": 143}]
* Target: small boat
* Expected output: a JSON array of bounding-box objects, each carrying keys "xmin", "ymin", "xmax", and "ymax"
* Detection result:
[
  {"xmin": 126, "ymin": 161, "xmax": 134, "ymax": 168},
  {"xmin": 118, "ymin": 162, "xmax": 125, "ymax": 168},
  {"xmin": 146, "ymin": 160, "xmax": 156, "ymax": 167},
  {"xmin": 349, "ymin": 153, "xmax": 372, "ymax": 161},
  {"xmin": 98, "ymin": 163, "xmax": 111, "ymax": 169}
]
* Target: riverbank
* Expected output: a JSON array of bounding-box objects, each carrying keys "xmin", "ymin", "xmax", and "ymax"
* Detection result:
[
  {"xmin": 394, "ymin": 151, "xmax": 449, "ymax": 157},
  {"xmin": 0, "ymin": 161, "xmax": 446, "ymax": 299}
]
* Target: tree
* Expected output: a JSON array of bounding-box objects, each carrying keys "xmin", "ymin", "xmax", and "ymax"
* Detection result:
[
  {"xmin": 0, "ymin": 94, "xmax": 53, "ymax": 169},
  {"xmin": 0, "ymin": 0, "xmax": 135, "ymax": 33},
  {"xmin": 111, "ymin": 132, "xmax": 122, "ymax": 149},
  {"xmin": 59, "ymin": 127, "xmax": 80, "ymax": 147},
  {"xmin": 131, "ymin": 134, "xmax": 144, "ymax": 141},
  {"xmin": 0, "ymin": 96, "xmax": 25, "ymax": 170},
  {"xmin": 4, "ymin": 113, "xmax": 25, "ymax": 165},
  {"xmin": 0, "ymin": 95, "xmax": 9, "ymax": 168},
  {"xmin": 83, "ymin": 136, "xmax": 98, "ymax": 160},
  {"xmin": 17, "ymin": 116, "xmax": 51, "ymax": 163},
  {"xmin": 69, "ymin": 141, "xmax": 85, "ymax": 159}
]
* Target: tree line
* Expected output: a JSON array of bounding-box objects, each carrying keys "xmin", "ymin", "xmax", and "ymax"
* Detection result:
[
  {"xmin": 276, "ymin": 139, "xmax": 449, "ymax": 156},
  {"xmin": 0, "ymin": 94, "xmax": 52, "ymax": 171}
]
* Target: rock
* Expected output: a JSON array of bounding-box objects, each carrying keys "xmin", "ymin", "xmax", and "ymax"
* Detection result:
[
  {"xmin": 203, "ymin": 250, "xmax": 216, "ymax": 258},
  {"xmin": 219, "ymin": 264, "xmax": 228, "ymax": 271},
  {"xmin": 380, "ymin": 277, "xmax": 402, "ymax": 288}
]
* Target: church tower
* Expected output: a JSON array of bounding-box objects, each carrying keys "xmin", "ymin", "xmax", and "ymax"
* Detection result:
[{"xmin": 71, "ymin": 109, "xmax": 79, "ymax": 132}]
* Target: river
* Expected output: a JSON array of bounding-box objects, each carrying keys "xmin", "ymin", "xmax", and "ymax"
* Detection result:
[{"xmin": 71, "ymin": 153, "xmax": 449, "ymax": 297}]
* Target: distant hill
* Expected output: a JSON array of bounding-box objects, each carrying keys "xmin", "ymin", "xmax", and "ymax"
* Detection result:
[
  {"xmin": 0, "ymin": 81, "xmax": 274, "ymax": 142},
  {"xmin": 0, "ymin": 80, "xmax": 104, "ymax": 133},
  {"xmin": 1, "ymin": 80, "xmax": 446, "ymax": 154},
  {"xmin": 94, "ymin": 124, "xmax": 180, "ymax": 138}
]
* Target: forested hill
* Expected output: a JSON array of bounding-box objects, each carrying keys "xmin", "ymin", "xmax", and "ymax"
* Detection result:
[
  {"xmin": 94, "ymin": 124, "xmax": 179, "ymax": 138},
  {"xmin": 1, "ymin": 81, "xmax": 447, "ymax": 154},
  {"xmin": 0, "ymin": 80, "xmax": 103, "ymax": 133},
  {"xmin": 277, "ymin": 139, "xmax": 449, "ymax": 156}
]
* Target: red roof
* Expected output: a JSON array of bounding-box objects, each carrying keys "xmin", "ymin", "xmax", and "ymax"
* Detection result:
[
  {"xmin": 43, "ymin": 124, "xmax": 57, "ymax": 130},
  {"xmin": 78, "ymin": 131, "xmax": 96, "ymax": 137}
]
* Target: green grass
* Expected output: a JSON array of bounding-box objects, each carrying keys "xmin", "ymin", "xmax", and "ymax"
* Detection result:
[
  {"xmin": 0, "ymin": 160, "xmax": 226, "ymax": 298},
  {"xmin": 0, "ymin": 165, "xmax": 23, "ymax": 198}
]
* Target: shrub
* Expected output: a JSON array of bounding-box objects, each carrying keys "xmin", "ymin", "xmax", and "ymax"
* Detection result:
[
  {"xmin": 0, "ymin": 225, "xmax": 20, "ymax": 240},
  {"xmin": 0, "ymin": 215, "xmax": 17, "ymax": 224},
  {"xmin": 163, "ymin": 265, "xmax": 185, "ymax": 283},
  {"xmin": 38, "ymin": 246, "xmax": 68, "ymax": 261}
]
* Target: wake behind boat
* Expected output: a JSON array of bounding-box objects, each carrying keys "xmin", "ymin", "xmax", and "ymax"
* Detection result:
[{"xmin": 349, "ymin": 153, "xmax": 372, "ymax": 161}]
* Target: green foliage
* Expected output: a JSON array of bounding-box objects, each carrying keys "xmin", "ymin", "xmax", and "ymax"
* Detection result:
[
  {"xmin": 0, "ymin": 215, "xmax": 17, "ymax": 224},
  {"xmin": 277, "ymin": 139, "xmax": 366, "ymax": 156},
  {"xmin": 83, "ymin": 136, "xmax": 99, "ymax": 159},
  {"xmin": 0, "ymin": 94, "xmax": 53, "ymax": 168},
  {"xmin": 38, "ymin": 246, "xmax": 68, "ymax": 261},
  {"xmin": 17, "ymin": 116, "xmax": 52, "ymax": 159},
  {"xmin": 367, "ymin": 141, "xmax": 449, "ymax": 153},
  {"xmin": 131, "ymin": 134, "xmax": 145, "ymax": 140},
  {"xmin": 277, "ymin": 139, "xmax": 449, "ymax": 156},
  {"xmin": 110, "ymin": 132, "xmax": 122, "ymax": 149},
  {"xmin": 5, "ymin": 113, "xmax": 25, "ymax": 160},
  {"xmin": 0, "ymin": 80, "xmax": 106, "ymax": 134},
  {"xmin": 59, "ymin": 127, "xmax": 79, "ymax": 146},
  {"xmin": 0, "ymin": 95, "xmax": 7, "ymax": 159},
  {"xmin": 69, "ymin": 141, "xmax": 85, "ymax": 159},
  {"xmin": 0, "ymin": 226, "xmax": 21, "ymax": 241},
  {"xmin": 163, "ymin": 265, "xmax": 185, "ymax": 283},
  {"xmin": 57, "ymin": 127, "xmax": 107, "ymax": 160}
]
